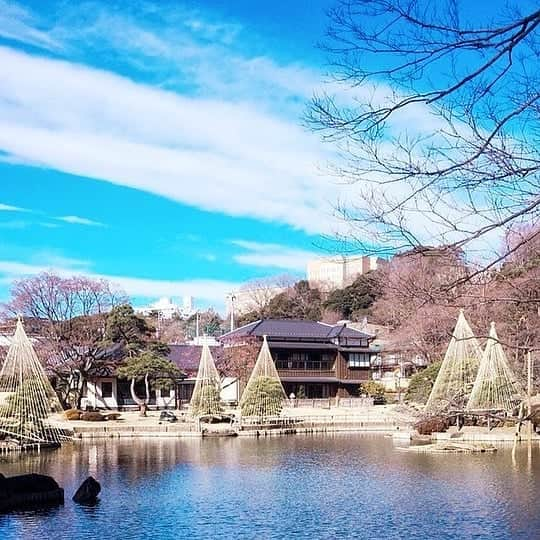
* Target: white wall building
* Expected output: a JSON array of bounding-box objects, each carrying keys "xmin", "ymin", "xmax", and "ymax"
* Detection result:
[
  {"xmin": 307, "ymin": 255, "xmax": 379, "ymax": 290},
  {"xmin": 82, "ymin": 378, "xmax": 177, "ymax": 410},
  {"xmin": 135, "ymin": 296, "xmax": 196, "ymax": 320}
]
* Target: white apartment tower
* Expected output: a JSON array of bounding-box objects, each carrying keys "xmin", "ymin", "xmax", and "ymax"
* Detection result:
[{"xmin": 307, "ymin": 255, "xmax": 379, "ymax": 290}]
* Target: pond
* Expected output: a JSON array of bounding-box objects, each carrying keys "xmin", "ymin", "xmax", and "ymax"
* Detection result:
[{"xmin": 1, "ymin": 435, "xmax": 539, "ymax": 539}]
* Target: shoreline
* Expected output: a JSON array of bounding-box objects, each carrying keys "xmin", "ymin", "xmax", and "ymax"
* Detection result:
[
  {"xmin": 69, "ymin": 420, "xmax": 409, "ymax": 439},
  {"xmin": 51, "ymin": 405, "xmax": 540, "ymax": 443}
]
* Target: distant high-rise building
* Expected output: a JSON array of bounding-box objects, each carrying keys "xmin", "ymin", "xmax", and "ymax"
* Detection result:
[{"xmin": 307, "ymin": 255, "xmax": 380, "ymax": 290}]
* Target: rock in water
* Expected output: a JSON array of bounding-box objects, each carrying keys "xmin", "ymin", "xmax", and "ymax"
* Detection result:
[
  {"xmin": 0, "ymin": 473, "xmax": 64, "ymax": 512},
  {"xmin": 72, "ymin": 476, "xmax": 101, "ymax": 504}
]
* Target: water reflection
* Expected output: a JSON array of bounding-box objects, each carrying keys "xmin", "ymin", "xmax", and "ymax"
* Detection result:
[{"xmin": 1, "ymin": 435, "xmax": 539, "ymax": 540}]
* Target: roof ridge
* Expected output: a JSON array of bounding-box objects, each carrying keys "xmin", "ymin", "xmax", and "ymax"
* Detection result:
[
  {"xmin": 251, "ymin": 320, "xmax": 265, "ymax": 335},
  {"xmin": 264, "ymin": 318, "xmax": 318, "ymax": 323},
  {"xmin": 335, "ymin": 322, "xmax": 347, "ymax": 337},
  {"xmin": 221, "ymin": 319, "xmax": 262, "ymax": 337}
]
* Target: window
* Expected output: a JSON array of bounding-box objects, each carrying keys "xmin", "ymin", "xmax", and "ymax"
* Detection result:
[
  {"xmin": 320, "ymin": 353, "xmax": 334, "ymax": 370},
  {"xmin": 276, "ymin": 352, "xmax": 334, "ymax": 371},
  {"xmin": 101, "ymin": 381, "xmax": 113, "ymax": 398},
  {"xmin": 348, "ymin": 353, "xmax": 370, "ymax": 368},
  {"xmin": 161, "ymin": 387, "xmax": 171, "ymax": 398}
]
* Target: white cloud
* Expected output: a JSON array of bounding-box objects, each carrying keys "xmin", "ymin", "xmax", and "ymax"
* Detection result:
[
  {"xmin": 0, "ymin": 45, "xmax": 344, "ymax": 235},
  {"xmin": 0, "ymin": 203, "xmax": 104, "ymax": 228},
  {"xmin": 106, "ymin": 275, "xmax": 238, "ymax": 305},
  {"xmin": 0, "ymin": 259, "xmax": 238, "ymax": 306},
  {"xmin": 55, "ymin": 215, "xmax": 106, "ymax": 227},
  {"xmin": 0, "ymin": 202, "xmax": 28, "ymax": 212},
  {"xmin": 30, "ymin": 251, "xmax": 91, "ymax": 271},
  {"xmin": 0, "ymin": 3, "xmax": 482, "ymax": 252},
  {"xmin": 231, "ymin": 240, "xmax": 318, "ymax": 272}
]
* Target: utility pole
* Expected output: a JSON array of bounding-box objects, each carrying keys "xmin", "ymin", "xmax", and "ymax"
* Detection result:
[{"xmin": 227, "ymin": 292, "xmax": 236, "ymax": 332}]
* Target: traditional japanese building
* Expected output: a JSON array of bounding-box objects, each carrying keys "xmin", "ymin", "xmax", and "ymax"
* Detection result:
[
  {"xmin": 83, "ymin": 343, "xmax": 238, "ymax": 410},
  {"xmin": 220, "ymin": 319, "xmax": 377, "ymax": 399}
]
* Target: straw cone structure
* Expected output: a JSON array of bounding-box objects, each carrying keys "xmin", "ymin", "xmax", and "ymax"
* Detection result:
[
  {"xmin": 425, "ymin": 311, "xmax": 482, "ymax": 414},
  {"xmin": 240, "ymin": 336, "xmax": 286, "ymax": 417},
  {"xmin": 466, "ymin": 323, "xmax": 524, "ymax": 413},
  {"xmin": 0, "ymin": 319, "xmax": 68, "ymax": 448},
  {"xmin": 190, "ymin": 342, "xmax": 222, "ymax": 416}
]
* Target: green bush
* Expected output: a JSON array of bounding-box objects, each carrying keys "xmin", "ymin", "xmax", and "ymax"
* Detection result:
[
  {"xmin": 360, "ymin": 380, "xmax": 386, "ymax": 397},
  {"xmin": 405, "ymin": 361, "xmax": 442, "ymax": 404},
  {"xmin": 241, "ymin": 376, "xmax": 284, "ymax": 417}
]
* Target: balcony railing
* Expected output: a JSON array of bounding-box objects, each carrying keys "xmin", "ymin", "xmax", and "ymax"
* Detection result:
[{"xmin": 277, "ymin": 369, "xmax": 335, "ymax": 379}]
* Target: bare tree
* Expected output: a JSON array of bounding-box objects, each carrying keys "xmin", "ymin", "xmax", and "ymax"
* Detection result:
[
  {"xmin": 371, "ymin": 229, "xmax": 540, "ymax": 373},
  {"xmin": 372, "ymin": 246, "xmax": 470, "ymax": 361},
  {"xmin": 308, "ymin": 0, "xmax": 540, "ymax": 269},
  {"xmin": 2, "ymin": 273, "xmax": 126, "ymax": 407},
  {"xmin": 220, "ymin": 335, "xmax": 260, "ymax": 391},
  {"xmin": 237, "ymin": 274, "xmax": 296, "ymax": 318}
]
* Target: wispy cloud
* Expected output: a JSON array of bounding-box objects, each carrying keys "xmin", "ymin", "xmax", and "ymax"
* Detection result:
[
  {"xmin": 55, "ymin": 215, "xmax": 106, "ymax": 227},
  {"xmin": 0, "ymin": 1, "xmax": 469, "ymax": 250},
  {"xmin": 0, "ymin": 203, "xmax": 105, "ymax": 228},
  {"xmin": 231, "ymin": 240, "xmax": 318, "ymax": 272},
  {"xmin": 0, "ymin": 45, "xmax": 343, "ymax": 235},
  {"xmin": 0, "ymin": 202, "xmax": 29, "ymax": 212},
  {"xmin": 30, "ymin": 251, "xmax": 92, "ymax": 271},
  {"xmin": 0, "ymin": 0, "xmax": 60, "ymax": 50}
]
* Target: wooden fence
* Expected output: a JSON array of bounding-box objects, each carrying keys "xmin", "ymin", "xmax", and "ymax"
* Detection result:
[{"xmin": 291, "ymin": 397, "xmax": 374, "ymax": 409}]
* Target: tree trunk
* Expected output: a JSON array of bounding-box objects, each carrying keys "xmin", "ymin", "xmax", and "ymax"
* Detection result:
[
  {"xmin": 76, "ymin": 378, "xmax": 88, "ymax": 410},
  {"xmin": 130, "ymin": 378, "xmax": 147, "ymax": 417},
  {"xmin": 143, "ymin": 373, "xmax": 150, "ymax": 417}
]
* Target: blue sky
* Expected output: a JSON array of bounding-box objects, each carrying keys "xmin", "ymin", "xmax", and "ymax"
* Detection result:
[
  {"xmin": 0, "ymin": 0, "xmax": 522, "ymax": 312},
  {"xmin": 0, "ymin": 0, "xmax": 345, "ymax": 311}
]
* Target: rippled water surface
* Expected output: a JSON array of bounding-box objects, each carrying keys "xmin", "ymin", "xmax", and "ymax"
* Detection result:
[{"xmin": 1, "ymin": 435, "xmax": 539, "ymax": 539}]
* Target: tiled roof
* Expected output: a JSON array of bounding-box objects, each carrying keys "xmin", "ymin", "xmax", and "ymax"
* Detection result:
[
  {"xmin": 167, "ymin": 344, "xmax": 225, "ymax": 376},
  {"xmin": 221, "ymin": 319, "xmax": 372, "ymax": 341}
]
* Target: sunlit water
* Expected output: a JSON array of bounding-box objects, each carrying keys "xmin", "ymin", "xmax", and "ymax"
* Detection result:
[{"xmin": 1, "ymin": 435, "xmax": 539, "ymax": 539}]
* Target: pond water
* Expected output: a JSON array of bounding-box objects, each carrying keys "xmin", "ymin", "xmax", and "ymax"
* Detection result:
[{"xmin": 1, "ymin": 435, "xmax": 539, "ymax": 539}]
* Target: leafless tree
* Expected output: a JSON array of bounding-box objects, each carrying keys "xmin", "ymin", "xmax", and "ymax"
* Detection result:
[
  {"xmin": 220, "ymin": 335, "xmax": 260, "ymax": 390},
  {"xmin": 308, "ymin": 0, "xmax": 540, "ymax": 271},
  {"xmin": 2, "ymin": 273, "xmax": 126, "ymax": 406},
  {"xmin": 237, "ymin": 274, "xmax": 296, "ymax": 318},
  {"xmin": 371, "ymin": 228, "xmax": 540, "ymax": 377}
]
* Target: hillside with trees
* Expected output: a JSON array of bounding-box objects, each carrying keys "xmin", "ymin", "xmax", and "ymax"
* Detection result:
[{"xmin": 371, "ymin": 226, "xmax": 540, "ymax": 373}]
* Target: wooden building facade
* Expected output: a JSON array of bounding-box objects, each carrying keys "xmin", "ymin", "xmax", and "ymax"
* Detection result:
[{"xmin": 221, "ymin": 319, "xmax": 376, "ymax": 399}]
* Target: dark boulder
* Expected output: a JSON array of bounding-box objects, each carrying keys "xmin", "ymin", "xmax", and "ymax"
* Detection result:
[
  {"xmin": 72, "ymin": 476, "xmax": 101, "ymax": 504},
  {"xmin": 0, "ymin": 474, "xmax": 64, "ymax": 513}
]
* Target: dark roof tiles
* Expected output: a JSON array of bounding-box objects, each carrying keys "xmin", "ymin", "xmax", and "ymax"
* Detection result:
[
  {"xmin": 221, "ymin": 319, "xmax": 372, "ymax": 341},
  {"xmin": 167, "ymin": 344, "xmax": 225, "ymax": 376}
]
